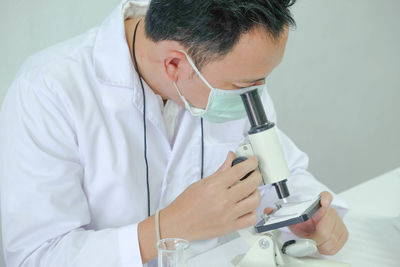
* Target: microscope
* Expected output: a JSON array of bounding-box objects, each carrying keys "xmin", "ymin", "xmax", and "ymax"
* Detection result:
[
  {"xmin": 232, "ymin": 88, "xmax": 320, "ymax": 233},
  {"xmin": 230, "ymin": 88, "xmax": 349, "ymax": 267},
  {"xmin": 233, "ymin": 88, "xmax": 291, "ymax": 203}
]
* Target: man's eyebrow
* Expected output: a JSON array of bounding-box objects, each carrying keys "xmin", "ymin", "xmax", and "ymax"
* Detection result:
[{"xmin": 238, "ymin": 77, "xmax": 265, "ymax": 83}]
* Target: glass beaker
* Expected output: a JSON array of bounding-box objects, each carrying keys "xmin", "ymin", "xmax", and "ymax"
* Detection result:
[{"xmin": 156, "ymin": 238, "xmax": 190, "ymax": 267}]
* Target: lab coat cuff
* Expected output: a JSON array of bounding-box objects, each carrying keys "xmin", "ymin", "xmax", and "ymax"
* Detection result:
[{"xmin": 118, "ymin": 223, "xmax": 144, "ymax": 266}]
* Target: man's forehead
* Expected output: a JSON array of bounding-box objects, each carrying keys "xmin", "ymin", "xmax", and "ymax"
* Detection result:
[{"xmin": 203, "ymin": 27, "xmax": 288, "ymax": 82}]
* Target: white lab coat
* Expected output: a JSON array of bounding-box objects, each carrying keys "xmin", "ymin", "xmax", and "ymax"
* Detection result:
[{"xmin": 0, "ymin": 1, "xmax": 348, "ymax": 266}]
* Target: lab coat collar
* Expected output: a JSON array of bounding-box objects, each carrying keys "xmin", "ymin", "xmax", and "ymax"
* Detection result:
[
  {"xmin": 92, "ymin": 1, "xmax": 148, "ymax": 89},
  {"xmin": 93, "ymin": 1, "xmax": 168, "ymax": 136}
]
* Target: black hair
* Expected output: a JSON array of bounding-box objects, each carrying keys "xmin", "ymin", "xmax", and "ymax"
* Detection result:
[{"xmin": 145, "ymin": 0, "xmax": 296, "ymax": 69}]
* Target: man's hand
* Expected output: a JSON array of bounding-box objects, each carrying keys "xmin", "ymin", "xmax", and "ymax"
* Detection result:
[
  {"xmin": 264, "ymin": 191, "xmax": 349, "ymax": 255},
  {"xmin": 161, "ymin": 151, "xmax": 262, "ymax": 242}
]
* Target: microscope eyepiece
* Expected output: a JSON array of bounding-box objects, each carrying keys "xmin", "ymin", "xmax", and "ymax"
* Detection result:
[
  {"xmin": 240, "ymin": 89, "xmax": 274, "ymax": 134},
  {"xmin": 240, "ymin": 89, "xmax": 268, "ymax": 127}
]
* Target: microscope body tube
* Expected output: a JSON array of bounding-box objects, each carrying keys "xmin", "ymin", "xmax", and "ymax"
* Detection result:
[
  {"xmin": 248, "ymin": 126, "xmax": 290, "ymax": 185},
  {"xmin": 239, "ymin": 88, "xmax": 291, "ymax": 200}
]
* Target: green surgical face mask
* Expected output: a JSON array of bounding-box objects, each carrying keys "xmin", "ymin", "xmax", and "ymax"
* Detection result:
[{"xmin": 173, "ymin": 50, "xmax": 265, "ymax": 123}]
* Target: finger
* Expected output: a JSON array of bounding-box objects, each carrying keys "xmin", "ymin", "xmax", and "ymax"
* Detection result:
[
  {"xmin": 311, "ymin": 207, "xmax": 336, "ymax": 246},
  {"xmin": 289, "ymin": 219, "xmax": 316, "ymax": 237},
  {"xmin": 310, "ymin": 204, "xmax": 327, "ymax": 225},
  {"xmin": 234, "ymin": 211, "xmax": 258, "ymax": 229},
  {"xmin": 320, "ymin": 191, "xmax": 333, "ymax": 208},
  {"xmin": 221, "ymin": 156, "xmax": 258, "ymax": 188},
  {"xmin": 317, "ymin": 212, "xmax": 339, "ymax": 253},
  {"xmin": 312, "ymin": 191, "xmax": 333, "ymax": 224},
  {"xmin": 233, "ymin": 189, "xmax": 261, "ymax": 217},
  {"xmin": 320, "ymin": 219, "xmax": 349, "ymax": 255},
  {"xmin": 331, "ymin": 224, "xmax": 349, "ymax": 255},
  {"xmin": 216, "ymin": 151, "xmax": 236, "ymax": 174},
  {"xmin": 228, "ymin": 170, "xmax": 262, "ymax": 202},
  {"xmin": 222, "ymin": 156, "xmax": 259, "ymax": 187},
  {"xmin": 263, "ymin": 207, "xmax": 274, "ymax": 215},
  {"xmin": 336, "ymin": 223, "xmax": 349, "ymax": 251}
]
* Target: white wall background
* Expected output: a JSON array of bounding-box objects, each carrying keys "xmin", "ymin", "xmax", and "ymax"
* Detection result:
[
  {"xmin": 0, "ymin": 0, "xmax": 399, "ymax": 266},
  {"xmin": 268, "ymin": 0, "xmax": 400, "ymax": 193},
  {"xmin": 0, "ymin": 0, "xmax": 122, "ymax": 103}
]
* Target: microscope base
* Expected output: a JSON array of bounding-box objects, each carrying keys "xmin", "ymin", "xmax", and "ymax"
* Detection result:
[{"xmin": 234, "ymin": 228, "xmax": 349, "ymax": 267}]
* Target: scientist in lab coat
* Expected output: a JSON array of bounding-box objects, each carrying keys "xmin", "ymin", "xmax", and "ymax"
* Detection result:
[{"xmin": 0, "ymin": 0, "xmax": 349, "ymax": 266}]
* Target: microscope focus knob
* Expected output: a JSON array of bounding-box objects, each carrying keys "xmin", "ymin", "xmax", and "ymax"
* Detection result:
[{"xmin": 232, "ymin": 156, "xmax": 254, "ymax": 181}]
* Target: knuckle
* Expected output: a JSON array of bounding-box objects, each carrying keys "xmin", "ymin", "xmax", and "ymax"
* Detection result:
[
  {"xmin": 237, "ymin": 213, "xmax": 258, "ymax": 229},
  {"xmin": 326, "ymin": 240, "xmax": 339, "ymax": 255},
  {"xmin": 319, "ymin": 235, "xmax": 337, "ymax": 254},
  {"xmin": 255, "ymin": 190, "xmax": 261, "ymax": 204},
  {"xmin": 236, "ymin": 166, "xmax": 248, "ymax": 180},
  {"xmin": 253, "ymin": 171, "xmax": 262, "ymax": 186},
  {"xmin": 248, "ymin": 171, "xmax": 260, "ymax": 188},
  {"xmin": 249, "ymin": 197, "xmax": 259, "ymax": 209},
  {"xmin": 249, "ymin": 191, "xmax": 261, "ymax": 208},
  {"xmin": 251, "ymin": 156, "xmax": 259, "ymax": 166},
  {"xmin": 324, "ymin": 248, "xmax": 338, "ymax": 255},
  {"xmin": 318, "ymin": 228, "xmax": 331, "ymax": 242},
  {"xmin": 255, "ymin": 170, "xmax": 262, "ymax": 186},
  {"xmin": 241, "ymin": 157, "xmax": 257, "ymax": 175},
  {"xmin": 249, "ymin": 213, "xmax": 258, "ymax": 225},
  {"xmin": 344, "ymin": 228, "xmax": 349, "ymax": 242},
  {"xmin": 254, "ymin": 189, "xmax": 261, "ymax": 199}
]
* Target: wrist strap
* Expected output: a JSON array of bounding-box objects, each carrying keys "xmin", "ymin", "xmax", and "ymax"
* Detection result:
[{"xmin": 155, "ymin": 209, "xmax": 161, "ymax": 242}]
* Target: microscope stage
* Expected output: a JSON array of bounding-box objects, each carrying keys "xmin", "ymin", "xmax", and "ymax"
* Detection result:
[{"xmin": 255, "ymin": 196, "xmax": 321, "ymax": 233}]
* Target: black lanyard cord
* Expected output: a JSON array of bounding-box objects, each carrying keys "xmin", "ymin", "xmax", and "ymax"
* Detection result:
[
  {"xmin": 131, "ymin": 19, "xmax": 205, "ymax": 218},
  {"xmin": 132, "ymin": 19, "xmax": 151, "ymax": 217}
]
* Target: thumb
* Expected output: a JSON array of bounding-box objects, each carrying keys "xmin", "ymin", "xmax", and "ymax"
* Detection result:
[
  {"xmin": 216, "ymin": 151, "xmax": 236, "ymax": 173},
  {"xmin": 263, "ymin": 207, "xmax": 274, "ymax": 215},
  {"xmin": 320, "ymin": 191, "xmax": 333, "ymax": 208},
  {"xmin": 312, "ymin": 191, "xmax": 333, "ymax": 224}
]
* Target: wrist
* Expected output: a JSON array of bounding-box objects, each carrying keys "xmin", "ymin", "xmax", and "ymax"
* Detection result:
[
  {"xmin": 160, "ymin": 206, "xmax": 192, "ymax": 242},
  {"xmin": 138, "ymin": 215, "xmax": 157, "ymax": 263}
]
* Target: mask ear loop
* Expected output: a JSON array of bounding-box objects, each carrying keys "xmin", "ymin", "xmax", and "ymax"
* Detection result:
[
  {"xmin": 178, "ymin": 50, "xmax": 215, "ymax": 91},
  {"xmin": 177, "ymin": 52, "xmax": 205, "ymax": 179},
  {"xmin": 200, "ymin": 118, "xmax": 204, "ymax": 179}
]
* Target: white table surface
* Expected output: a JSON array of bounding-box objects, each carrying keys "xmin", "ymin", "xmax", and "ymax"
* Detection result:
[
  {"xmin": 189, "ymin": 167, "xmax": 400, "ymax": 267},
  {"xmin": 339, "ymin": 167, "xmax": 400, "ymax": 217},
  {"xmin": 324, "ymin": 167, "xmax": 400, "ymax": 267}
]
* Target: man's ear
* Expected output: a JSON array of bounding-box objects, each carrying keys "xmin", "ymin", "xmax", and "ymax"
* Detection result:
[{"xmin": 163, "ymin": 50, "xmax": 187, "ymax": 83}]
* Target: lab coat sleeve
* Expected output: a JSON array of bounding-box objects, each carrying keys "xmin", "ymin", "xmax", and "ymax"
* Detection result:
[
  {"xmin": 0, "ymin": 72, "xmax": 144, "ymax": 267},
  {"xmin": 256, "ymin": 89, "xmax": 349, "ymax": 230}
]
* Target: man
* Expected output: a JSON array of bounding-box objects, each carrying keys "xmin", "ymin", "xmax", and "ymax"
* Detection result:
[{"xmin": 0, "ymin": 0, "xmax": 348, "ymax": 266}]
